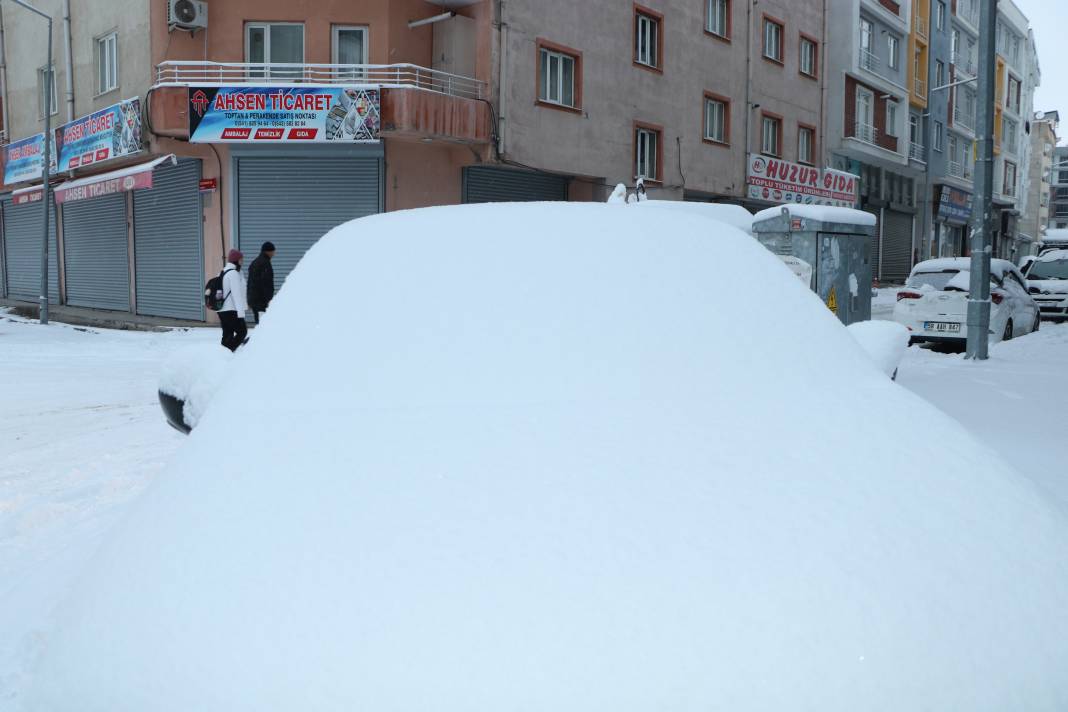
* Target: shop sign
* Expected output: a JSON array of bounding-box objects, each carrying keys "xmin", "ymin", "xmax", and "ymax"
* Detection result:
[
  {"xmin": 199, "ymin": 177, "xmax": 218, "ymax": 193},
  {"xmin": 746, "ymin": 154, "xmax": 858, "ymax": 208},
  {"xmin": 12, "ymin": 187, "xmax": 44, "ymax": 205},
  {"xmin": 54, "ymin": 170, "xmax": 153, "ymax": 204},
  {"xmin": 3, "ymin": 133, "xmax": 56, "ymax": 185},
  {"xmin": 936, "ymin": 185, "xmax": 972, "ymax": 224},
  {"xmin": 55, "ymin": 98, "xmax": 143, "ymax": 172},
  {"xmin": 188, "ymin": 86, "xmax": 381, "ymax": 143}
]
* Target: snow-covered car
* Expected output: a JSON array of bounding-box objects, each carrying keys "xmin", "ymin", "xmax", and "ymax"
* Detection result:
[
  {"xmin": 1023, "ymin": 248, "xmax": 1068, "ymax": 322},
  {"xmin": 893, "ymin": 257, "xmax": 1040, "ymax": 345},
  {"xmin": 31, "ymin": 203, "xmax": 1068, "ymax": 708},
  {"xmin": 157, "ymin": 344, "xmax": 234, "ymax": 434},
  {"xmin": 846, "ymin": 320, "xmax": 909, "ymax": 379}
]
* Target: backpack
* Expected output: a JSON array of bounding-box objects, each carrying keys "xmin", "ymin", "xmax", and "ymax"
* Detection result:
[{"xmin": 204, "ymin": 268, "xmax": 233, "ymax": 311}]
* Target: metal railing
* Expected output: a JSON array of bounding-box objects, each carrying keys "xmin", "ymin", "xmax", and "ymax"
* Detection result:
[
  {"xmin": 859, "ymin": 48, "xmax": 880, "ymax": 72},
  {"xmin": 914, "ymin": 77, "xmax": 927, "ymax": 98},
  {"xmin": 953, "ymin": 105, "xmax": 975, "ymax": 132},
  {"xmin": 853, "ymin": 122, "xmax": 879, "ymax": 145},
  {"xmin": 155, "ymin": 61, "xmax": 486, "ymax": 100},
  {"xmin": 948, "ymin": 160, "xmax": 974, "ymax": 181},
  {"xmin": 909, "ymin": 141, "xmax": 926, "ymax": 161},
  {"xmin": 915, "ymin": 15, "xmax": 928, "ymax": 40},
  {"xmin": 952, "ymin": 52, "xmax": 977, "ymax": 77}
]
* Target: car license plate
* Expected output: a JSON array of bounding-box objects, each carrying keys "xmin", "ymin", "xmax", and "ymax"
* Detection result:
[{"xmin": 924, "ymin": 321, "xmax": 961, "ymax": 333}]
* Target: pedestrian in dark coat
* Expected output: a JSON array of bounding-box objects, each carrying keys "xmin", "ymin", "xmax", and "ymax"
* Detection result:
[{"xmin": 246, "ymin": 241, "xmax": 276, "ymax": 323}]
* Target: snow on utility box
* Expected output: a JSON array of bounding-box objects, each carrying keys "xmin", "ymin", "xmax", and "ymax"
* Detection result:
[{"xmin": 752, "ymin": 204, "xmax": 875, "ymax": 326}]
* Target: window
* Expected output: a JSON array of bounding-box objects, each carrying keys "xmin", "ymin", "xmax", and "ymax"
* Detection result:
[
  {"xmin": 934, "ymin": 121, "xmax": 944, "ymax": 151},
  {"xmin": 37, "ymin": 65, "xmax": 57, "ymax": 118},
  {"xmin": 888, "ymin": 35, "xmax": 900, "ymax": 70},
  {"xmin": 909, "ymin": 113, "xmax": 920, "ymax": 144},
  {"xmin": 886, "ymin": 101, "xmax": 899, "ymax": 137},
  {"xmin": 1006, "ymin": 76, "xmax": 1021, "ymax": 113},
  {"xmin": 538, "ymin": 42, "xmax": 580, "ymax": 109},
  {"xmin": 1003, "ymin": 117, "xmax": 1018, "ymax": 153},
  {"xmin": 798, "ymin": 125, "xmax": 815, "ymax": 165},
  {"xmin": 799, "ymin": 35, "xmax": 817, "ymax": 78},
  {"xmin": 634, "ymin": 7, "xmax": 661, "ymax": 69},
  {"xmin": 703, "ymin": 94, "xmax": 728, "ymax": 144},
  {"xmin": 1004, "ymin": 161, "xmax": 1017, "ymax": 196},
  {"xmin": 859, "ymin": 19, "xmax": 875, "ymax": 70},
  {"xmin": 936, "ymin": 0, "xmax": 946, "ymax": 31},
  {"xmin": 332, "ymin": 25, "xmax": 368, "ymax": 78},
  {"xmin": 706, "ymin": 0, "xmax": 729, "ymax": 39},
  {"xmin": 635, "ymin": 124, "xmax": 661, "ymax": 180},
  {"xmin": 95, "ymin": 31, "xmax": 118, "ymax": 95},
  {"xmin": 934, "ymin": 59, "xmax": 945, "ymax": 88},
  {"xmin": 246, "ymin": 22, "xmax": 304, "ymax": 78},
  {"xmin": 761, "ymin": 113, "xmax": 782, "ymax": 156},
  {"xmin": 763, "ymin": 16, "xmax": 783, "ymax": 63},
  {"xmin": 855, "ymin": 86, "xmax": 874, "ymax": 142}
]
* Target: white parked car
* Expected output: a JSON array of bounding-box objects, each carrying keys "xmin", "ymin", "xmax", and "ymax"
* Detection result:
[
  {"xmin": 1023, "ymin": 248, "xmax": 1068, "ymax": 322},
  {"xmin": 893, "ymin": 257, "xmax": 1040, "ymax": 345}
]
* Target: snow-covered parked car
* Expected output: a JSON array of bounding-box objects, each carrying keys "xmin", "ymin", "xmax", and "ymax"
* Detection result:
[
  {"xmin": 893, "ymin": 257, "xmax": 1040, "ymax": 345},
  {"xmin": 1023, "ymin": 248, "xmax": 1068, "ymax": 322},
  {"xmin": 846, "ymin": 320, "xmax": 909, "ymax": 379},
  {"xmin": 31, "ymin": 203, "xmax": 1068, "ymax": 709},
  {"xmin": 157, "ymin": 345, "xmax": 234, "ymax": 433}
]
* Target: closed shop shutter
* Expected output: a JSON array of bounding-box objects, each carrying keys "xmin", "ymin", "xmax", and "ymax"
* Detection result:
[
  {"xmin": 2, "ymin": 196, "xmax": 60, "ymax": 303},
  {"xmin": 463, "ymin": 166, "xmax": 569, "ymax": 203},
  {"xmin": 62, "ymin": 193, "xmax": 130, "ymax": 311},
  {"xmin": 134, "ymin": 159, "xmax": 204, "ymax": 320},
  {"xmin": 881, "ymin": 209, "xmax": 913, "ymax": 283},
  {"xmin": 864, "ymin": 206, "xmax": 881, "ymax": 280},
  {"xmin": 236, "ymin": 156, "xmax": 380, "ymax": 287}
]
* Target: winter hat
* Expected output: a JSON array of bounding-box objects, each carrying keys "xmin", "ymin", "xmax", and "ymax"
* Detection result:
[
  {"xmin": 228, "ymin": 249, "xmax": 243, "ymax": 264},
  {"xmin": 261, "ymin": 241, "xmax": 276, "ymax": 253}
]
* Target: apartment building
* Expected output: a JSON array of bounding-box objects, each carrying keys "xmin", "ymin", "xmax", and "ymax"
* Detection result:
[
  {"xmin": 825, "ymin": 0, "xmax": 921, "ymax": 283},
  {"xmin": 0, "ymin": 0, "xmax": 833, "ymax": 323},
  {"xmin": 1023, "ymin": 110, "xmax": 1057, "ymax": 247},
  {"xmin": 1050, "ymin": 146, "xmax": 1068, "ymax": 231}
]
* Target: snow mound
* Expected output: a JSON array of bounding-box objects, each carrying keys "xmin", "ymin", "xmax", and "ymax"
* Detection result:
[
  {"xmin": 846, "ymin": 320, "xmax": 909, "ymax": 378},
  {"xmin": 157, "ymin": 344, "xmax": 234, "ymax": 429},
  {"xmin": 30, "ymin": 203, "xmax": 1068, "ymax": 710},
  {"xmin": 753, "ymin": 203, "xmax": 877, "ymax": 227}
]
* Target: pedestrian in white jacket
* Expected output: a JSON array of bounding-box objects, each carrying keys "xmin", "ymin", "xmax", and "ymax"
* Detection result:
[{"xmin": 218, "ymin": 249, "xmax": 248, "ymax": 352}]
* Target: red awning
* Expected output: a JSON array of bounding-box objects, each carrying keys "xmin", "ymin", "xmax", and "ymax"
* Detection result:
[{"xmin": 53, "ymin": 154, "xmax": 177, "ymax": 204}]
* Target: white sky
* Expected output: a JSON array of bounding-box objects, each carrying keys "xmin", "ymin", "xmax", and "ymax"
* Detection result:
[{"xmin": 1013, "ymin": 0, "xmax": 1066, "ymax": 130}]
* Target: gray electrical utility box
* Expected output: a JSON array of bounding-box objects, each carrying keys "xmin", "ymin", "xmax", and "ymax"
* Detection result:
[{"xmin": 752, "ymin": 207, "xmax": 874, "ymax": 326}]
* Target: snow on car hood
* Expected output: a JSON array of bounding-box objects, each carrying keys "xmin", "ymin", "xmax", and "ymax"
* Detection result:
[
  {"xmin": 1028, "ymin": 279, "xmax": 1068, "ymax": 295},
  {"xmin": 30, "ymin": 202, "xmax": 1068, "ymax": 710}
]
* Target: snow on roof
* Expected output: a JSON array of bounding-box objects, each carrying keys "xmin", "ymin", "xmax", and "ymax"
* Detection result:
[
  {"xmin": 753, "ymin": 203, "xmax": 877, "ymax": 227},
  {"xmin": 31, "ymin": 202, "xmax": 1068, "ymax": 709},
  {"xmin": 1037, "ymin": 248, "xmax": 1068, "ymax": 262},
  {"xmin": 1041, "ymin": 228, "xmax": 1068, "ymax": 243},
  {"xmin": 633, "ymin": 200, "xmax": 754, "ymax": 234},
  {"xmin": 912, "ymin": 257, "xmax": 1018, "ymax": 279}
]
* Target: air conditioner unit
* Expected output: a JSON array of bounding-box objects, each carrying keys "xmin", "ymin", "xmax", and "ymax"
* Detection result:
[{"xmin": 168, "ymin": 0, "xmax": 208, "ymax": 31}]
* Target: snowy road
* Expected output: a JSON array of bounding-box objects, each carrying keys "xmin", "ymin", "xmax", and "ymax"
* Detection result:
[
  {"xmin": 0, "ymin": 315, "xmax": 213, "ymax": 707},
  {"xmin": 1, "ymin": 311, "xmax": 1067, "ymax": 706}
]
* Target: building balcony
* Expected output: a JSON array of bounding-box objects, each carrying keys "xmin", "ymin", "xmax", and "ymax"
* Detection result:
[
  {"xmin": 952, "ymin": 52, "xmax": 977, "ymax": 77},
  {"xmin": 953, "ymin": 106, "xmax": 975, "ymax": 133},
  {"xmin": 854, "ymin": 122, "xmax": 879, "ymax": 145},
  {"xmin": 914, "ymin": 77, "xmax": 927, "ymax": 99},
  {"xmin": 859, "ymin": 49, "xmax": 880, "ymax": 73},
  {"xmin": 909, "ymin": 141, "xmax": 926, "ymax": 162},
  {"xmin": 149, "ymin": 61, "xmax": 491, "ymax": 145},
  {"xmin": 914, "ymin": 15, "xmax": 928, "ymax": 40},
  {"xmin": 948, "ymin": 160, "xmax": 974, "ymax": 182}
]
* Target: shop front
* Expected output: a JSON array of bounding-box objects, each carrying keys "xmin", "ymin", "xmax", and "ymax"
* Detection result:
[
  {"xmin": 745, "ymin": 154, "xmax": 859, "ymax": 211},
  {"xmin": 933, "ymin": 185, "xmax": 972, "ymax": 257}
]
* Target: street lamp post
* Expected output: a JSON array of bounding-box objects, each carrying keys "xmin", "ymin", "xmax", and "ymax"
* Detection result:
[
  {"xmin": 8, "ymin": 0, "xmax": 53, "ymax": 325},
  {"xmin": 966, "ymin": 0, "xmax": 998, "ymax": 361}
]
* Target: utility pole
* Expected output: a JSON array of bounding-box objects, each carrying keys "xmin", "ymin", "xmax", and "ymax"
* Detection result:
[
  {"xmin": 966, "ymin": 0, "xmax": 997, "ymax": 360},
  {"xmin": 8, "ymin": 0, "xmax": 54, "ymax": 325}
]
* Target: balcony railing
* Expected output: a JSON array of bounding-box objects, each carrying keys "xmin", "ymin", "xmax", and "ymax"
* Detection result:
[
  {"xmin": 859, "ymin": 48, "xmax": 880, "ymax": 72},
  {"xmin": 853, "ymin": 122, "xmax": 879, "ymax": 145},
  {"xmin": 953, "ymin": 106, "xmax": 975, "ymax": 133},
  {"xmin": 952, "ymin": 52, "xmax": 977, "ymax": 77},
  {"xmin": 914, "ymin": 77, "xmax": 927, "ymax": 98},
  {"xmin": 909, "ymin": 141, "xmax": 926, "ymax": 161},
  {"xmin": 915, "ymin": 15, "xmax": 928, "ymax": 40},
  {"xmin": 948, "ymin": 161, "xmax": 974, "ymax": 181},
  {"xmin": 154, "ymin": 61, "xmax": 487, "ymax": 100}
]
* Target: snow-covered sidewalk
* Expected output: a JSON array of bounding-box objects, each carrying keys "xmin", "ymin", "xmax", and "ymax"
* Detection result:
[{"xmin": 0, "ymin": 314, "xmax": 214, "ymax": 707}]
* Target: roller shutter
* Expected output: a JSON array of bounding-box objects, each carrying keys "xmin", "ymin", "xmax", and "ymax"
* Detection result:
[
  {"xmin": 2, "ymin": 196, "xmax": 59, "ymax": 303},
  {"xmin": 463, "ymin": 166, "xmax": 569, "ymax": 203},
  {"xmin": 236, "ymin": 156, "xmax": 380, "ymax": 286},
  {"xmin": 881, "ymin": 209, "xmax": 913, "ymax": 283},
  {"xmin": 134, "ymin": 159, "xmax": 204, "ymax": 320},
  {"xmin": 864, "ymin": 206, "xmax": 882, "ymax": 280},
  {"xmin": 62, "ymin": 193, "xmax": 130, "ymax": 311}
]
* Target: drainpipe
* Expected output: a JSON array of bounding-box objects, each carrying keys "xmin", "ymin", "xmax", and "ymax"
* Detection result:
[
  {"xmin": 62, "ymin": 0, "xmax": 73, "ymax": 121},
  {"xmin": 0, "ymin": 3, "xmax": 9, "ymax": 142},
  {"xmin": 743, "ymin": 0, "xmax": 753, "ymax": 158},
  {"xmin": 497, "ymin": 0, "xmax": 508, "ymax": 158},
  {"xmin": 819, "ymin": 0, "xmax": 828, "ymax": 167}
]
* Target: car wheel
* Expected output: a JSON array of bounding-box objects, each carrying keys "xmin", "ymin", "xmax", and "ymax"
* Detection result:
[
  {"xmin": 1002, "ymin": 319, "xmax": 1013, "ymax": 342},
  {"xmin": 1033, "ymin": 313, "xmax": 1041, "ymax": 333}
]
